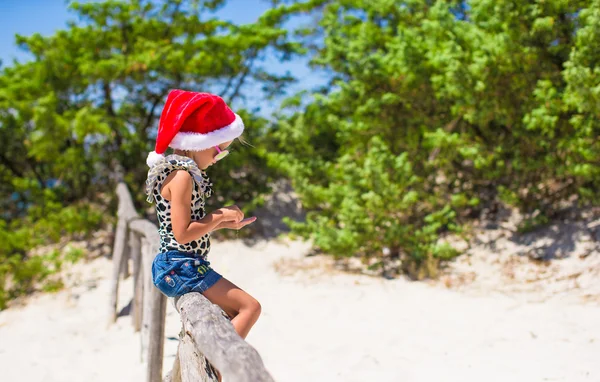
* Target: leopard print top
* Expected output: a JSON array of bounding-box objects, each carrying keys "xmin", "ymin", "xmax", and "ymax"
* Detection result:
[{"xmin": 145, "ymin": 154, "xmax": 213, "ymax": 258}]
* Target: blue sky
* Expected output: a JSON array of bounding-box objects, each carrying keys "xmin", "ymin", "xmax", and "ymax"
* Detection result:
[{"xmin": 0, "ymin": 0, "xmax": 327, "ymax": 114}]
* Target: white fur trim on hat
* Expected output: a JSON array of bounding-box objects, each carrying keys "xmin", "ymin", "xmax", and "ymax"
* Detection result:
[
  {"xmin": 169, "ymin": 114, "xmax": 244, "ymax": 151},
  {"xmin": 146, "ymin": 151, "xmax": 165, "ymax": 167}
]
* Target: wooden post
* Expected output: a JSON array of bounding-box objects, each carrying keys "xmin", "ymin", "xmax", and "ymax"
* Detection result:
[
  {"xmin": 110, "ymin": 183, "xmax": 140, "ymax": 325},
  {"xmin": 108, "ymin": 217, "xmax": 127, "ymax": 325},
  {"xmin": 122, "ymin": 247, "xmax": 131, "ymax": 279},
  {"xmin": 147, "ymin": 283, "xmax": 167, "ymax": 382},
  {"xmin": 175, "ymin": 293, "xmax": 274, "ymax": 382},
  {"xmin": 131, "ymin": 219, "xmax": 167, "ymax": 382},
  {"xmin": 163, "ymin": 343, "xmax": 183, "ymax": 382},
  {"xmin": 130, "ymin": 230, "xmax": 143, "ymax": 332},
  {"xmin": 178, "ymin": 329, "xmax": 219, "ymax": 382},
  {"xmin": 140, "ymin": 239, "xmax": 152, "ymax": 363}
]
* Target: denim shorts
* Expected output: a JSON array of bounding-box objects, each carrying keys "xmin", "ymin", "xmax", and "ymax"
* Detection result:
[{"xmin": 151, "ymin": 250, "xmax": 222, "ymax": 298}]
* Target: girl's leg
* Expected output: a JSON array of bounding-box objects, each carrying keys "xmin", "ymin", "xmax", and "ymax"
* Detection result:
[{"xmin": 202, "ymin": 277, "xmax": 261, "ymax": 339}]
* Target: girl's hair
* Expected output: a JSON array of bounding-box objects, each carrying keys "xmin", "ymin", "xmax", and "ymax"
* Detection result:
[{"xmin": 237, "ymin": 134, "xmax": 253, "ymax": 148}]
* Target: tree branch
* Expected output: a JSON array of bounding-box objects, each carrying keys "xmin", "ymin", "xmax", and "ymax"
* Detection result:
[
  {"xmin": 0, "ymin": 152, "xmax": 24, "ymax": 178},
  {"xmin": 227, "ymin": 48, "xmax": 259, "ymax": 104},
  {"xmin": 143, "ymin": 91, "xmax": 168, "ymax": 132}
]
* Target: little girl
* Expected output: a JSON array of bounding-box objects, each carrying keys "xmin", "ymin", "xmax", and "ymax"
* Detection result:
[{"xmin": 145, "ymin": 89, "xmax": 261, "ymax": 340}]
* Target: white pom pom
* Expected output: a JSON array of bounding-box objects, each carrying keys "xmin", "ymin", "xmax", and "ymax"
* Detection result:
[{"xmin": 146, "ymin": 151, "xmax": 165, "ymax": 167}]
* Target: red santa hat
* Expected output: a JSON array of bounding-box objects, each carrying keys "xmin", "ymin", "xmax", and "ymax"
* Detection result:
[{"xmin": 146, "ymin": 89, "xmax": 244, "ymax": 167}]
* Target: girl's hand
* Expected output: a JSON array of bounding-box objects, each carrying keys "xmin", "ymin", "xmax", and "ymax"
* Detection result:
[
  {"xmin": 219, "ymin": 217, "xmax": 257, "ymax": 230},
  {"xmin": 219, "ymin": 205, "xmax": 244, "ymax": 222}
]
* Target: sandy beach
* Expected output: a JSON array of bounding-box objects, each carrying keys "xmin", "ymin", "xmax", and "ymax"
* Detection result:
[{"xmin": 0, "ymin": 238, "xmax": 599, "ymax": 382}]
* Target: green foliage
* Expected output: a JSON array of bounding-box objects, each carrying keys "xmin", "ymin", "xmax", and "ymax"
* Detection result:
[
  {"xmin": 0, "ymin": 204, "xmax": 100, "ymax": 309},
  {"xmin": 0, "ymin": 0, "xmax": 304, "ymax": 306},
  {"xmin": 3, "ymin": 0, "xmax": 600, "ymax": 289},
  {"xmin": 271, "ymin": 0, "xmax": 600, "ymax": 278},
  {"xmin": 1, "ymin": 0, "xmax": 301, "ymax": 214},
  {"xmin": 517, "ymin": 213, "xmax": 550, "ymax": 234}
]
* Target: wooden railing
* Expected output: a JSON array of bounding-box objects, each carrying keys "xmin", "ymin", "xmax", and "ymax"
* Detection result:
[{"xmin": 109, "ymin": 182, "xmax": 274, "ymax": 382}]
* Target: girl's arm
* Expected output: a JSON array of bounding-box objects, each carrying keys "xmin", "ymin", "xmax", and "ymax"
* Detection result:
[{"xmin": 167, "ymin": 170, "xmax": 242, "ymax": 244}]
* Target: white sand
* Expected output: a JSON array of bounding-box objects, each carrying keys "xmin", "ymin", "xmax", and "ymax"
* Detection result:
[{"xmin": 1, "ymin": 239, "xmax": 599, "ymax": 382}]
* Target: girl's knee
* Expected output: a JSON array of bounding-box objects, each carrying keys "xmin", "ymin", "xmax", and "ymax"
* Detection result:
[
  {"xmin": 253, "ymin": 299, "xmax": 262, "ymax": 317},
  {"xmin": 245, "ymin": 298, "xmax": 261, "ymax": 318}
]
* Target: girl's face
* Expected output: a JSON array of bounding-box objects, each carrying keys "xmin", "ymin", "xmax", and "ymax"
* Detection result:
[{"xmin": 189, "ymin": 140, "xmax": 233, "ymax": 170}]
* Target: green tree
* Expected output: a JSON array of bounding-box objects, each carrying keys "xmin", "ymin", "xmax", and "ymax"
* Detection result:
[
  {"xmin": 0, "ymin": 0, "xmax": 305, "ymax": 307},
  {"xmin": 270, "ymin": 0, "xmax": 600, "ymax": 278}
]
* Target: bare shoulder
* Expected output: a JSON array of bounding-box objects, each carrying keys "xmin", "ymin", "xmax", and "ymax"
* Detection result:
[{"xmin": 161, "ymin": 170, "xmax": 192, "ymax": 201}]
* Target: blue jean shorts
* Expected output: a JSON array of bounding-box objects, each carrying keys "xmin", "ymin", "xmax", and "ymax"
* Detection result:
[{"xmin": 151, "ymin": 250, "xmax": 222, "ymax": 298}]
